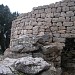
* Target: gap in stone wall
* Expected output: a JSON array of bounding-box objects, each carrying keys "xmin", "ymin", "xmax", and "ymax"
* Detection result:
[{"xmin": 61, "ymin": 38, "xmax": 75, "ymax": 75}]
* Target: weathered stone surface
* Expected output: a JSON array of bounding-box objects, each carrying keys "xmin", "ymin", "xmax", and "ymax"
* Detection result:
[
  {"xmin": 52, "ymin": 18, "xmax": 58, "ymax": 22},
  {"xmin": 57, "ymin": 22, "xmax": 62, "ymax": 26},
  {"xmin": 41, "ymin": 13, "xmax": 46, "ymax": 18},
  {"xmin": 33, "ymin": 26, "xmax": 39, "ymax": 34},
  {"xmin": 62, "ymin": 6, "xmax": 69, "ymax": 12},
  {"xmin": 51, "ymin": 8, "xmax": 56, "ymax": 13},
  {"xmin": 11, "ymin": 45, "xmax": 24, "ymax": 52},
  {"xmin": 66, "ymin": 11, "xmax": 74, "ymax": 17},
  {"xmin": 61, "ymin": 12, "xmax": 66, "ymax": 17},
  {"xmin": 67, "ymin": 2, "xmax": 75, "ymax": 6},
  {"xmin": 10, "ymin": 1, "xmax": 75, "ymax": 75},
  {"xmin": 61, "ymin": 2, "xmax": 67, "ymax": 6},
  {"xmin": 36, "ymin": 13, "xmax": 41, "ymax": 18},
  {"xmin": 58, "ymin": 17, "xmax": 65, "ymax": 22},
  {"xmin": 54, "ymin": 13, "xmax": 60, "ymax": 18},
  {"xmin": 63, "ymin": 22, "xmax": 73, "ymax": 26},
  {"xmin": 41, "ymin": 65, "xmax": 57, "ymax": 75},
  {"xmin": 0, "ymin": 65, "xmax": 13, "ymax": 75},
  {"xmin": 14, "ymin": 57, "xmax": 50, "ymax": 75},
  {"xmin": 26, "ymin": 25, "xmax": 33, "ymax": 29},
  {"xmin": 70, "ymin": 6, "xmax": 75, "ymax": 11},
  {"xmin": 43, "ymin": 45, "xmax": 59, "ymax": 54},
  {"xmin": 46, "ymin": 13, "xmax": 54, "ymax": 18},
  {"xmin": 0, "ymin": 58, "xmax": 17, "ymax": 75},
  {"xmin": 45, "ymin": 8, "xmax": 51, "ymax": 13},
  {"xmin": 53, "ymin": 37, "xmax": 65, "ymax": 43},
  {"xmin": 56, "ymin": 7, "xmax": 61, "ymax": 13}
]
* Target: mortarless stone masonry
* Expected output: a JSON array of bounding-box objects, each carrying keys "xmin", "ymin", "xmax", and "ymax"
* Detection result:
[
  {"xmin": 8, "ymin": 0, "xmax": 75, "ymax": 74},
  {"xmin": 10, "ymin": 0, "xmax": 75, "ymax": 48}
]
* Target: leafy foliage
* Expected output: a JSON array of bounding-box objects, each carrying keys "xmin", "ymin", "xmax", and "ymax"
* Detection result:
[{"xmin": 0, "ymin": 4, "xmax": 19, "ymax": 53}]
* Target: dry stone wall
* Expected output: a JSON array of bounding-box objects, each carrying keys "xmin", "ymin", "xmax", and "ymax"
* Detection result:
[{"xmin": 10, "ymin": 0, "xmax": 75, "ymax": 48}]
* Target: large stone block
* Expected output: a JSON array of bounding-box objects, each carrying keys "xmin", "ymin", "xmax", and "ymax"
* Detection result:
[
  {"xmin": 11, "ymin": 45, "xmax": 24, "ymax": 52},
  {"xmin": 33, "ymin": 26, "xmax": 39, "ymax": 35},
  {"xmin": 15, "ymin": 57, "xmax": 50, "ymax": 75},
  {"xmin": 36, "ymin": 13, "xmax": 41, "ymax": 18},
  {"xmin": 26, "ymin": 30, "xmax": 32, "ymax": 34},
  {"xmin": 63, "ymin": 22, "xmax": 73, "ymax": 26},
  {"xmin": 38, "ymin": 9, "xmax": 45, "ymax": 13},
  {"xmin": 54, "ymin": 13, "xmax": 60, "ymax": 18},
  {"xmin": 66, "ymin": 11, "xmax": 74, "ymax": 17},
  {"xmin": 53, "ymin": 37, "xmax": 65, "ymax": 43},
  {"xmin": 26, "ymin": 25, "xmax": 33, "ymax": 29},
  {"xmin": 55, "ymin": 2, "xmax": 61, "ymax": 7},
  {"xmin": 71, "ymin": 17, "xmax": 75, "ymax": 21},
  {"xmin": 62, "ymin": 6, "xmax": 69, "ymax": 12},
  {"xmin": 60, "ymin": 33, "xmax": 71, "ymax": 38},
  {"xmin": 58, "ymin": 30, "xmax": 66, "ymax": 34},
  {"xmin": 33, "ymin": 10, "xmax": 39, "ymax": 14},
  {"xmin": 65, "ymin": 17, "xmax": 70, "ymax": 22},
  {"xmin": 46, "ymin": 13, "xmax": 54, "ymax": 18},
  {"xmin": 51, "ymin": 27, "xmax": 58, "ymax": 31},
  {"xmin": 53, "ymin": 33, "xmax": 60, "ymax": 37},
  {"xmin": 32, "ymin": 14, "xmax": 36, "ymax": 18},
  {"xmin": 67, "ymin": 2, "xmax": 75, "ymax": 6},
  {"xmin": 61, "ymin": 12, "xmax": 66, "ymax": 17},
  {"xmin": 30, "ymin": 18, "xmax": 36, "ymax": 22},
  {"xmin": 37, "ymin": 18, "xmax": 45, "ymax": 22},
  {"xmin": 57, "ymin": 22, "xmax": 62, "ymax": 26},
  {"xmin": 67, "ymin": 26, "xmax": 75, "ymax": 31},
  {"xmin": 61, "ymin": 2, "xmax": 67, "ymax": 6},
  {"xmin": 41, "ymin": 13, "xmax": 46, "ymax": 18},
  {"xmin": 56, "ymin": 7, "xmax": 61, "ymax": 12},
  {"xmin": 45, "ymin": 18, "xmax": 52, "ymax": 22},
  {"xmin": 45, "ymin": 8, "xmax": 51, "ymax": 13},
  {"xmin": 52, "ymin": 18, "xmax": 58, "ymax": 22},
  {"xmin": 58, "ymin": 17, "xmax": 65, "ymax": 22},
  {"xmin": 32, "ymin": 22, "xmax": 37, "ymax": 26},
  {"xmin": 70, "ymin": 6, "xmax": 75, "ymax": 11},
  {"xmin": 51, "ymin": 8, "xmax": 56, "ymax": 13},
  {"xmin": 71, "ymin": 30, "xmax": 75, "ymax": 33}
]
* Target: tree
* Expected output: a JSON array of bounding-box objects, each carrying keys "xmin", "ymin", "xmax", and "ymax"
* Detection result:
[{"xmin": 0, "ymin": 4, "xmax": 19, "ymax": 53}]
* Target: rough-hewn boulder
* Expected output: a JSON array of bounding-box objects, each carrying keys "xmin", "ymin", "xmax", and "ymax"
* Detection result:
[
  {"xmin": 0, "ymin": 57, "xmax": 53, "ymax": 75},
  {"xmin": 14, "ymin": 56, "xmax": 50, "ymax": 75}
]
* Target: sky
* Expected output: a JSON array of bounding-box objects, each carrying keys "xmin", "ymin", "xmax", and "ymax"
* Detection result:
[{"xmin": 0, "ymin": 0, "xmax": 61, "ymax": 13}]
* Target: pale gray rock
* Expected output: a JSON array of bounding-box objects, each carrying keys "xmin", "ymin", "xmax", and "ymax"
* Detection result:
[
  {"xmin": 66, "ymin": 11, "xmax": 74, "ymax": 17},
  {"xmin": 62, "ymin": 6, "xmax": 69, "ymax": 12},
  {"xmin": 14, "ymin": 57, "xmax": 50, "ymax": 75},
  {"xmin": 56, "ymin": 7, "xmax": 61, "ymax": 13},
  {"xmin": 11, "ymin": 45, "xmax": 24, "ymax": 52},
  {"xmin": 0, "ymin": 58, "xmax": 17, "ymax": 75},
  {"xmin": 0, "ymin": 65, "xmax": 13, "ymax": 75}
]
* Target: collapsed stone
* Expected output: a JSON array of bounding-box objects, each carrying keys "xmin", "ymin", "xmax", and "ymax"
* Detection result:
[{"xmin": 0, "ymin": 57, "xmax": 51, "ymax": 75}]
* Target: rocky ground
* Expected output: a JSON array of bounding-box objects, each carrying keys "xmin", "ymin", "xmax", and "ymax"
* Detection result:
[
  {"xmin": 0, "ymin": 35, "xmax": 63, "ymax": 75},
  {"xmin": 0, "ymin": 56, "xmax": 61, "ymax": 75}
]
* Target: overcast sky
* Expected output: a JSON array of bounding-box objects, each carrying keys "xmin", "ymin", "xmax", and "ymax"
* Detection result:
[{"xmin": 0, "ymin": 0, "xmax": 61, "ymax": 13}]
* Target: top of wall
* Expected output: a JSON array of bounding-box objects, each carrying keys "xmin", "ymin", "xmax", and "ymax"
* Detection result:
[{"xmin": 14, "ymin": 0, "xmax": 74, "ymax": 20}]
